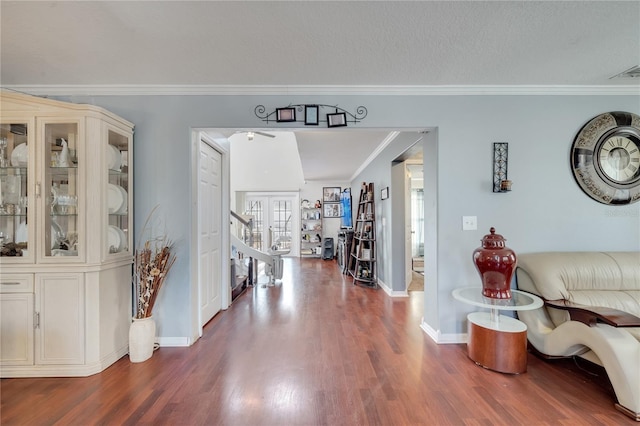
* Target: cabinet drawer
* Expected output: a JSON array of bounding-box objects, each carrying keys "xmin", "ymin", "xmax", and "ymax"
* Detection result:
[{"xmin": 0, "ymin": 275, "xmax": 34, "ymax": 293}]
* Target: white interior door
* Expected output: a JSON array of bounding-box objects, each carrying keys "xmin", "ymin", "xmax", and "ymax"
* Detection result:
[{"xmin": 199, "ymin": 140, "xmax": 222, "ymax": 325}]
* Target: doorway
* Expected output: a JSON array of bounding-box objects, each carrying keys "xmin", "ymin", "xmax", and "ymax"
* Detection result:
[
  {"xmin": 243, "ymin": 192, "xmax": 299, "ymax": 257},
  {"xmin": 190, "ymin": 127, "xmax": 437, "ymax": 342},
  {"xmin": 408, "ymin": 164, "xmax": 424, "ymax": 272}
]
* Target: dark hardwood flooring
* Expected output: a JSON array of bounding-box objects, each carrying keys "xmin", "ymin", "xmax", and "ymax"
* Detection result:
[{"xmin": 1, "ymin": 258, "xmax": 631, "ymax": 425}]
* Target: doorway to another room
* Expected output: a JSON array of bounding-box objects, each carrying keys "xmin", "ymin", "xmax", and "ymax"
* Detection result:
[
  {"xmin": 242, "ymin": 193, "xmax": 299, "ymax": 257},
  {"xmin": 406, "ymin": 163, "xmax": 424, "ymax": 292}
]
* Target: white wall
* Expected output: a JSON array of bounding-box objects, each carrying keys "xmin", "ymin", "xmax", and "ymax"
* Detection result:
[
  {"xmin": 229, "ymin": 131, "xmax": 305, "ymax": 192},
  {"xmin": 61, "ymin": 93, "xmax": 640, "ymax": 342}
]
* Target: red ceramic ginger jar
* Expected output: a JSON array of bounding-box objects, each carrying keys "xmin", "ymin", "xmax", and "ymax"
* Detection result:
[{"xmin": 472, "ymin": 227, "xmax": 517, "ymax": 299}]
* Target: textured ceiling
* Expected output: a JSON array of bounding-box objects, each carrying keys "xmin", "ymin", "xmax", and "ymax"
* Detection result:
[
  {"xmin": 2, "ymin": 1, "xmax": 638, "ymax": 182},
  {"xmin": 1, "ymin": 1, "xmax": 639, "ymax": 87}
]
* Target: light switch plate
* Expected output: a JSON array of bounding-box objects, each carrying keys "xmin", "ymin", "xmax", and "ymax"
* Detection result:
[{"xmin": 462, "ymin": 216, "xmax": 477, "ymax": 231}]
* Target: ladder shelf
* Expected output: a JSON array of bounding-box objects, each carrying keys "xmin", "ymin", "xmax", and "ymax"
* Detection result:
[{"xmin": 348, "ymin": 182, "xmax": 377, "ymax": 288}]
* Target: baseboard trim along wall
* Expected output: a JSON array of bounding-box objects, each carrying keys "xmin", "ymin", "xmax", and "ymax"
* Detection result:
[
  {"xmin": 421, "ymin": 318, "xmax": 467, "ymax": 344},
  {"xmin": 377, "ymin": 279, "xmax": 410, "ymax": 298}
]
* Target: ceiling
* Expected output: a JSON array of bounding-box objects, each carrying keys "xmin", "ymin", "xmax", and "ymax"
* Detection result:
[
  {"xmin": 1, "ymin": 1, "xmax": 638, "ymax": 181},
  {"xmin": 235, "ymin": 129, "xmax": 401, "ymax": 182}
]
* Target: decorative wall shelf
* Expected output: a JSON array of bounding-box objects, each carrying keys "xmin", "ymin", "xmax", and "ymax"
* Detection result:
[{"xmin": 254, "ymin": 104, "xmax": 367, "ymax": 126}]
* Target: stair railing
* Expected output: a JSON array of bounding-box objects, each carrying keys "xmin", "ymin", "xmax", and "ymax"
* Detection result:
[{"xmin": 231, "ymin": 210, "xmax": 255, "ymax": 286}]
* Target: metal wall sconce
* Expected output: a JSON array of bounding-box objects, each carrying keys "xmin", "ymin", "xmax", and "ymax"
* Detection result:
[
  {"xmin": 493, "ymin": 142, "xmax": 512, "ymax": 192},
  {"xmin": 255, "ymin": 104, "xmax": 367, "ymax": 127}
]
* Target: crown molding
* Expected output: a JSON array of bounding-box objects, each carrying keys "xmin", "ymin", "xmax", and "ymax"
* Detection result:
[{"xmin": 2, "ymin": 84, "xmax": 639, "ymax": 97}]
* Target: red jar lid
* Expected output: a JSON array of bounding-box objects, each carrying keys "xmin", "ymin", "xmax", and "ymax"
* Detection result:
[{"xmin": 481, "ymin": 227, "xmax": 506, "ymax": 249}]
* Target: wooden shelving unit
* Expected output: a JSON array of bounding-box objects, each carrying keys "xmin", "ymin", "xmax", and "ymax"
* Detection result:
[
  {"xmin": 348, "ymin": 182, "xmax": 377, "ymax": 287},
  {"xmin": 301, "ymin": 206, "xmax": 322, "ymax": 257}
]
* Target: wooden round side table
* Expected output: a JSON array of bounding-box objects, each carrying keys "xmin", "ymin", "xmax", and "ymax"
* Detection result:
[{"xmin": 452, "ymin": 287, "xmax": 543, "ymax": 374}]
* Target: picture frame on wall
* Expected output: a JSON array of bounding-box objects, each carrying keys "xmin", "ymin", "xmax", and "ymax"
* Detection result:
[
  {"xmin": 327, "ymin": 112, "xmax": 347, "ymax": 128},
  {"xmin": 276, "ymin": 107, "xmax": 296, "ymax": 122},
  {"xmin": 381, "ymin": 187, "xmax": 389, "ymax": 200},
  {"xmin": 323, "ymin": 186, "xmax": 341, "ymax": 202},
  {"xmin": 323, "ymin": 203, "xmax": 342, "ymax": 218},
  {"xmin": 305, "ymin": 105, "xmax": 319, "ymax": 125}
]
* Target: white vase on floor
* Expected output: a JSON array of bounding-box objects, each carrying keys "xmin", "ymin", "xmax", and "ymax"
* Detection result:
[{"xmin": 129, "ymin": 316, "xmax": 156, "ymax": 363}]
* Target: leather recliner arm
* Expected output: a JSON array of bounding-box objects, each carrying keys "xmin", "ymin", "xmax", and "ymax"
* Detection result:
[{"xmin": 545, "ymin": 299, "xmax": 640, "ymax": 328}]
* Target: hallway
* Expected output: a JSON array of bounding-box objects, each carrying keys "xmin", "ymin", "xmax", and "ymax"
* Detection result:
[{"xmin": 1, "ymin": 258, "xmax": 625, "ymax": 425}]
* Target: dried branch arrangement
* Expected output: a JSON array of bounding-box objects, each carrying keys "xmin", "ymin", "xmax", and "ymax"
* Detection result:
[{"xmin": 133, "ymin": 207, "xmax": 176, "ymax": 319}]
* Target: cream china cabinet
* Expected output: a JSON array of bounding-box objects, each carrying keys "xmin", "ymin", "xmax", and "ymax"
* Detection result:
[{"xmin": 0, "ymin": 91, "xmax": 133, "ymax": 377}]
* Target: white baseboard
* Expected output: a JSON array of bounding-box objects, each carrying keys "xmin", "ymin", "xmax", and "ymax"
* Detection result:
[
  {"xmin": 377, "ymin": 279, "xmax": 409, "ymax": 297},
  {"xmin": 420, "ymin": 318, "xmax": 467, "ymax": 344}
]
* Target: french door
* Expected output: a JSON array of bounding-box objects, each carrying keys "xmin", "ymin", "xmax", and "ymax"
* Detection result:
[{"xmin": 244, "ymin": 193, "xmax": 298, "ymax": 257}]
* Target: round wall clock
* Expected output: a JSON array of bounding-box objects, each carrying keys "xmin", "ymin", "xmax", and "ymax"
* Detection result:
[{"xmin": 571, "ymin": 111, "xmax": 640, "ymax": 205}]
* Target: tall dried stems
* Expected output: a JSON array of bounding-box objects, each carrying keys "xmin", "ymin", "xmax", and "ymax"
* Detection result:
[{"xmin": 133, "ymin": 207, "xmax": 176, "ymax": 319}]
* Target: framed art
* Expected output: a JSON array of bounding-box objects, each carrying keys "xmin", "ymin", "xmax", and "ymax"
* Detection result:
[
  {"xmin": 323, "ymin": 203, "xmax": 342, "ymax": 218},
  {"xmin": 323, "ymin": 186, "xmax": 341, "ymax": 202},
  {"xmin": 276, "ymin": 107, "xmax": 296, "ymax": 122},
  {"xmin": 305, "ymin": 105, "xmax": 319, "ymax": 125},
  {"xmin": 327, "ymin": 112, "xmax": 347, "ymax": 128},
  {"xmin": 381, "ymin": 187, "xmax": 389, "ymax": 200}
]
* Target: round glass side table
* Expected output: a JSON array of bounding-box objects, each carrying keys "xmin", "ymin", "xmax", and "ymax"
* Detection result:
[{"xmin": 452, "ymin": 287, "xmax": 543, "ymax": 374}]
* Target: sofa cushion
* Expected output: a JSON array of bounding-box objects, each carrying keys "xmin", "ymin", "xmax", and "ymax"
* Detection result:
[{"xmin": 516, "ymin": 251, "xmax": 640, "ymax": 328}]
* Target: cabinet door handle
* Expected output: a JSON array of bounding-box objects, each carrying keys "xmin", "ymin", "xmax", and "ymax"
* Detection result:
[
  {"xmin": 1, "ymin": 282, "xmax": 21, "ymax": 285},
  {"xmin": 34, "ymin": 312, "xmax": 40, "ymax": 329},
  {"xmin": 35, "ymin": 182, "xmax": 41, "ymax": 198}
]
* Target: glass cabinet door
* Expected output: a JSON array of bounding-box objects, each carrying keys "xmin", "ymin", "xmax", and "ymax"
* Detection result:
[
  {"xmin": 43, "ymin": 122, "xmax": 79, "ymax": 258},
  {"xmin": 0, "ymin": 122, "xmax": 29, "ymax": 259},
  {"xmin": 107, "ymin": 129, "xmax": 130, "ymax": 255}
]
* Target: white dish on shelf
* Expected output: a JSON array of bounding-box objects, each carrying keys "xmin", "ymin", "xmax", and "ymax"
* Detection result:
[
  {"xmin": 107, "ymin": 183, "xmax": 125, "ymax": 214},
  {"xmin": 107, "ymin": 144, "xmax": 121, "ymax": 171},
  {"xmin": 115, "ymin": 226, "xmax": 126, "ymax": 251},
  {"xmin": 15, "ymin": 221, "xmax": 62, "ymax": 249},
  {"xmin": 116, "ymin": 185, "xmax": 128, "ymax": 214},
  {"xmin": 10, "ymin": 143, "xmax": 28, "ymax": 167},
  {"xmin": 107, "ymin": 225, "xmax": 125, "ymax": 253}
]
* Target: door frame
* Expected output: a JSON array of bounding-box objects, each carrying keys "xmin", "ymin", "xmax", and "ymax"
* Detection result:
[
  {"xmin": 404, "ymin": 160, "xmax": 424, "ymax": 290},
  {"xmin": 190, "ymin": 130, "xmax": 231, "ymax": 342},
  {"xmin": 404, "ymin": 162, "xmax": 412, "ymax": 289}
]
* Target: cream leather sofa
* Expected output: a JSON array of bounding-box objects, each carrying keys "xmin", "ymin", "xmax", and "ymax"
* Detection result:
[{"xmin": 515, "ymin": 252, "xmax": 640, "ymax": 421}]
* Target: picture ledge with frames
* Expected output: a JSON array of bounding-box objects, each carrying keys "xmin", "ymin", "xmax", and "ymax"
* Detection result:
[{"xmin": 254, "ymin": 104, "xmax": 368, "ymax": 127}]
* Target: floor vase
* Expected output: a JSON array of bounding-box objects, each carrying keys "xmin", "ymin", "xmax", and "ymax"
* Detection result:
[{"xmin": 129, "ymin": 316, "xmax": 156, "ymax": 363}]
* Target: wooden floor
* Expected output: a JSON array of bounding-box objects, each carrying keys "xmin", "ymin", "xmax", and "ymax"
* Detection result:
[
  {"xmin": 1, "ymin": 258, "xmax": 631, "ymax": 425},
  {"xmin": 408, "ymin": 270, "xmax": 424, "ymax": 292}
]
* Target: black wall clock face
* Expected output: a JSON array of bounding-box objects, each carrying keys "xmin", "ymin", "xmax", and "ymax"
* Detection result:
[{"xmin": 571, "ymin": 111, "xmax": 640, "ymax": 205}]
